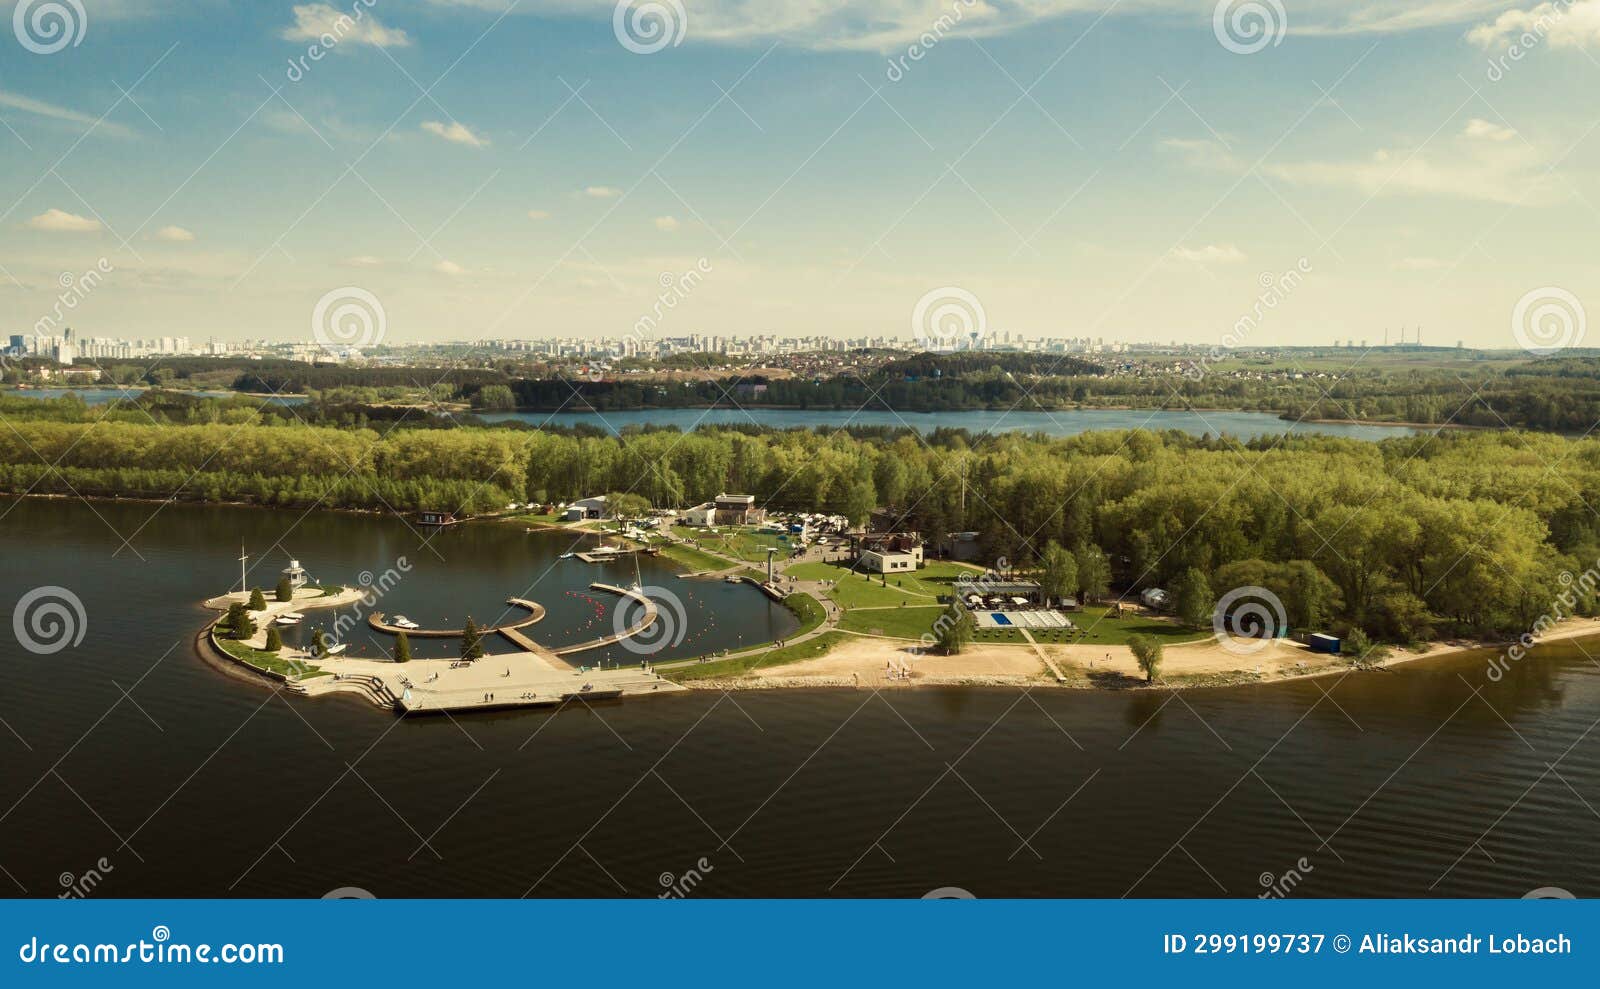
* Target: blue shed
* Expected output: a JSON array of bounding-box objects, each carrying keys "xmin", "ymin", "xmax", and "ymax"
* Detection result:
[{"xmin": 1308, "ymin": 633, "xmax": 1341, "ymax": 655}]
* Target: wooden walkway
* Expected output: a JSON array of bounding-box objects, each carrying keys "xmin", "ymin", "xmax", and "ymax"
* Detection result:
[
  {"xmin": 498, "ymin": 626, "xmax": 577, "ymax": 670},
  {"xmin": 552, "ymin": 583, "xmax": 659, "ymax": 655},
  {"xmin": 368, "ymin": 597, "xmax": 545, "ymax": 638}
]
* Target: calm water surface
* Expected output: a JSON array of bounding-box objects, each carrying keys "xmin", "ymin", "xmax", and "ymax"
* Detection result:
[
  {"xmin": 1, "ymin": 498, "xmax": 1594, "ymax": 899},
  {"xmin": 8, "ymin": 391, "xmax": 1424, "ymax": 440}
]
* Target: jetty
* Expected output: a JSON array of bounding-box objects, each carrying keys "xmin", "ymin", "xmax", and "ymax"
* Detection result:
[
  {"xmin": 202, "ymin": 583, "xmax": 686, "ymax": 717},
  {"xmin": 368, "ymin": 597, "xmax": 545, "ymax": 638},
  {"xmin": 551, "ymin": 583, "xmax": 659, "ymax": 655}
]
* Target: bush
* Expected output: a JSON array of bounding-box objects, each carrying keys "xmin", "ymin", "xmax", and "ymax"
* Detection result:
[
  {"xmin": 248, "ymin": 588, "xmax": 267, "ymax": 611},
  {"xmin": 394, "ymin": 630, "xmax": 412, "ymax": 663},
  {"xmin": 264, "ymin": 627, "xmax": 282, "ymax": 652},
  {"xmin": 461, "ymin": 618, "xmax": 483, "ymax": 660},
  {"xmin": 276, "ymin": 576, "xmax": 294, "ymax": 603}
]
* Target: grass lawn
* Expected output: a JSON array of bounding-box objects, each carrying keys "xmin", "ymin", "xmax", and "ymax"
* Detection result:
[
  {"xmin": 786, "ymin": 559, "xmax": 979, "ymax": 602},
  {"xmin": 659, "ymin": 542, "xmax": 733, "ymax": 572},
  {"xmin": 839, "ymin": 605, "xmax": 946, "ymax": 640},
  {"xmin": 819, "ymin": 571, "xmax": 935, "ymax": 609},
  {"xmin": 667, "ymin": 631, "xmax": 852, "ymax": 682},
  {"xmin": 674, "ymin": 525, "xmax": 797, "ymax": 563},
  {"xmin": 1064, "ymin": 605, "xmax": 1210, "ymax": 646},
  {"xmin": 216, "ymin": 637, "xmax": 329, "ymax": 679},
  {"xmin": 785, "ymin": 592, "xmax": 827, "ymax": 636}
]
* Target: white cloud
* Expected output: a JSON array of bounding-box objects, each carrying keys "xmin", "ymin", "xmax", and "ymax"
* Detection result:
[
  {"xmin": 1167, "ymin": 121, "xmax": 1559, "ymax": 206},
  {"xmin": 424, "ymin": 1, "xmax": 1511, "ymax": 51},
  {"xmin": 341, "ymin": 255, "xmax": 384, "ymax": 267},
  {"xmin": 654, "ymin": 215, "xmax": 681, "ymax": 231},
  {"xmin": 434, "ymin": 260, "xmax": 466, "ymax": 276},
  {"xmin": 153, "ymin": 225, "xmax": 195, "ymax": 242},
  {"xmin": 420, "ymin": 120, "xmax": 488, "ymax": 147},
  {"xmin": 0, "ymin": 90, "xmax": 133, "ymax": 138},
  {"xmin": 1467, "ymin": 1, "xmax": 1600, "ymax": 50},
  {"xmin": 583, "ymin": 186, "xmax": 623, "ymax": 199},
  {"xmin": 1171, "ymin": 244, "xmax": 1246, "ymax": 264},
  {"xmin": 527, "ymin": 209, "xmax": 551, "ymax": 221},
  {"xmin": 25, "ymin": 209, "xmax": 100, "ymax": 233},
  {"xmin": 283, "ymin": 3, "xmax": 412, "ymax": 49},
  {"xmin": 1393, "ymin": 256, "xmax": 1449, "ymax": 271},
  {"xmin": 1464, "ymin": 118, "xmax": 1517, "ymax": 142}
]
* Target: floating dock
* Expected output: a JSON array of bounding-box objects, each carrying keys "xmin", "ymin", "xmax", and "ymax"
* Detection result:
[{"xmin": 368, "ymin": 597, "xmax": 545, "ymax": 638}]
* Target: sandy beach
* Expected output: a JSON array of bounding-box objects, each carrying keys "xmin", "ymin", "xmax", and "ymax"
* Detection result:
[{"xmin": 691, "ymin": 617, "xmax": 1600, "ymax": 691}]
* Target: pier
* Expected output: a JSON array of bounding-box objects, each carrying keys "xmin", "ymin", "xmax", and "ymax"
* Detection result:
[
  {"xmin": 368, "ymin": 597, "xmax": 545, "ymax": 638},
  {"xmin": 551, "ymin": 583, "xmax": 659, "ymax": 655},
  {"xmin": 204, "ymin": 582, "xmax": 683, "ymax": 717}
]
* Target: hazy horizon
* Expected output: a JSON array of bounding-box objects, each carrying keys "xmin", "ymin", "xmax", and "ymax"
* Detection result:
[{"xmin": 1, "ymin": 1, "xmax": 1595, "ymax": 351}]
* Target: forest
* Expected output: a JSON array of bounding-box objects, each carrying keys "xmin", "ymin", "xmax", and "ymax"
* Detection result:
[
  {"xmin": 16, "ymin": 350, "xmax": 1600, "ymax": 431},
  {"xmin": 2, "ymin": 389, "xmax": 1596, "ymax": 645}
]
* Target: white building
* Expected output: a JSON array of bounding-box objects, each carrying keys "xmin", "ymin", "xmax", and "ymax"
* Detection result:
[{"xmin": 859, "ymin": 545, "xmax": 922, "ymax": 573}]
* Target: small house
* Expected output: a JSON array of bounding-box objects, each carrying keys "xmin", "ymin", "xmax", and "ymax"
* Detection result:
[
  {"xmin": 1140, "ymin": 588, "xmax": 1169, "ymax": 611},
  {"xmin": 679, "ymin": 504, "xmax": 716, "ymax": 527},
  {"xmin": 854, "ymin": 532, "xmax": 924, "ymax": 574},
  {"xmin": 713, "ymin": 493, "xmax": 763, "ymax": 526},
  {"xmin": 565, "ymin": 495, "xmax": 608, "ymax": 521}
]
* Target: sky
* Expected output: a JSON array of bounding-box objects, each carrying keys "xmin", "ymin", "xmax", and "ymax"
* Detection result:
[{"xmin": 0, "ymin": 0, "xmax": 1597, "ymax": 349}]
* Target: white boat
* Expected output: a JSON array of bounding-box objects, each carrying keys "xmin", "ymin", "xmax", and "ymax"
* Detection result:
[
  {"xmin": 322, "ymin": 643, "xmax": 347, "ymax": 656},
  {"xmin": 559, "ymin": 552, "xmax": 575, "ymax": 560},
  {"xmin": 391, "ymin": 616, "xmax": 420, "ymax": 630},
  {"xmin": 274, "ymin": 613, "xmax": 304, "ymax": 626}
]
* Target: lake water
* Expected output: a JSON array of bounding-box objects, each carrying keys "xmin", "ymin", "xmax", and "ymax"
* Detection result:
[
  {"xmin": 1, "ymin": 497, "xmax": 1594, "ymax": 899},
  {"xmin": 6, "ymin": 388, "xmax": 307, "ymax": 406},
  {"xmin": 7, "ymin": 390, "xmax": 1426, "ymax": 440},
  {"xmin": 477, "ymin": 407, "xmax": 1429, "ymax": 441}
]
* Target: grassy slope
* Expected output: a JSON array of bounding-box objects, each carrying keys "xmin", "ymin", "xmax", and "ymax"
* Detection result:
[{"xmin": 667, "ymin": 631, "xmax": 852, "ymax": 682}]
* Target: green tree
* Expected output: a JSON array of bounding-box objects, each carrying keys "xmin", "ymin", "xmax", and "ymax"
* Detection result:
[
  {"xmin": 1039, "ymin": 541, "xmax": 1078, "ymax": 605},
  {"xmin": 461, "ymin": 617, "xmax": 483, "ymax": 660},
  {"xmin": 275, "ymin": 576, "xmax": 294, "ymax": 603},
  {"xmin": 1074, "ymin": 543, "xmax": 1111, "ymax": 603},
  {"xmin": 1128, "ymin": 633, "xmax": 1163, "ymax": 682},
  {"xmin": 263, "ymin": 627, "xmax": 282, "ymax": 652},
  {"xmin": 247, "ymin": 588, "xmax": 267, "ymax": 611},
  {"xmin": 394, "ymin": 630, "xmax": 412, "ymax": 663},
  {"xmin": 605, "ymin": 492, "xmax": 651, "ymax": 519},
  {"xmin": 223, "ymin": 602, "xmax": 256, "ymax": 640},
  {"xmin": 933, "ymin": 606, "xmax": 974, "ymax": 656},
  {"xmin": 312, "ymin": 628, "xmax": 331, "ymax": 657},
  {"xmin": 1173, "ymin": 566, "xmax": 1213, "ymax": 629}
]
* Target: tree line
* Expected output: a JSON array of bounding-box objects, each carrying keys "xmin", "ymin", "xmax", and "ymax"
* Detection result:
[{"xmin": 2, "ymin": 396, "xmax": 1597, "ymax": 643}]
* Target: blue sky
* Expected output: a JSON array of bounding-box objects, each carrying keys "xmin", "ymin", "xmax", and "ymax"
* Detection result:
[{"xmin": 0, "ymin": 1, "xmax": 1597, "ymax": 347}]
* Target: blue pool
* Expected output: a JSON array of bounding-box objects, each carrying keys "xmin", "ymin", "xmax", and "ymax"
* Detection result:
[{"xmin": 991, "ymin": 613, "xmax": 1013, "ymax": 626}]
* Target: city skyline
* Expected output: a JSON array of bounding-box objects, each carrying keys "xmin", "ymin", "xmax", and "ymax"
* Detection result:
[{"xmin": 1, "ymin": 1, "xmax": 1596, "ymax": 348}]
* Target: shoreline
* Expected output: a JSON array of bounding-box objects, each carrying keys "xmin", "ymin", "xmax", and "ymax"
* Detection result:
[{"xmin": 675, "ymin": 618, "xmax": 1600, "ymax": 694}]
